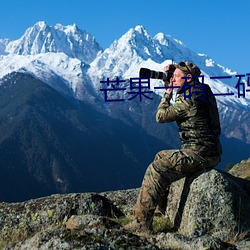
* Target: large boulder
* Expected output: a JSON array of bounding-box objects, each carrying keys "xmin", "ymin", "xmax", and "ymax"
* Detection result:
[{"xmin": 165, "ymin": 169, "xmax": 250, "ymax": 241}]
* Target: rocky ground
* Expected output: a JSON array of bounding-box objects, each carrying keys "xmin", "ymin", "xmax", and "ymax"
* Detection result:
[{"xmin": 0, "ymin": 168, "xmax": 250, "ymax": 249}]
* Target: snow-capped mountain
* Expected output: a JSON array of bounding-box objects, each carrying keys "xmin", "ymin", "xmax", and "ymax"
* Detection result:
[
  {"xmin": 0, "ymin": 22, "xmax": 249, "ymax": 147},
  {"xmin": 89, "ymin": 25, "xmax": 250, "ymax": 110},
  {"xmin": 1, "ymin": 22, "xmax": 249, "ymax": 109},
  {"xmin": 0, "ymin": 21, "xmax": 103, "ymax": 102},
  {"xmin": 3, "ymin": 21, "xmax": 102, "ymax": 64}
]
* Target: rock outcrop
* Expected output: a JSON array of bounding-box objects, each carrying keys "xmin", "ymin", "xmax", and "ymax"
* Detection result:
[
  {"xmin": 165, "ymin": 169, "xmax": 250, "ymax": 240},
  {"xmin": 229, "ymin": 158, "xmax": 250, "ymax": 180},
  {"xmin": 0, "ymin": 169, "xmax": 250, "ymax": 249}
]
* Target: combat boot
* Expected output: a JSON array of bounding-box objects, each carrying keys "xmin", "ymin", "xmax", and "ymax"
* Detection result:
[{"xmin": 124, "ymin": 218, "xmax": 152, "ymax": 234}]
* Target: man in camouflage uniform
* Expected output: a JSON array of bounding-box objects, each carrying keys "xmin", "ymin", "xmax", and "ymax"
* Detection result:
[{"xmin": 124, "ymin": 61, "xmax": 222, "ymax": 233}]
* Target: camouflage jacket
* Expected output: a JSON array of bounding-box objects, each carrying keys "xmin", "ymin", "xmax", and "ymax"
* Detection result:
[{"xmin": 156, "ymin": 81, "xmax": 222, "ymax": 157}]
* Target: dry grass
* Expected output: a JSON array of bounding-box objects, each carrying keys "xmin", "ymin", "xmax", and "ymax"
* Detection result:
[{"xmin": 225, "ymin": 230, "xmax": 250, "ymax": 245}]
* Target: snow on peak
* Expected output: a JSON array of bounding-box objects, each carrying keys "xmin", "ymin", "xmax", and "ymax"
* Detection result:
[
  {"xmin": 34, "ymin": 21, "xmax": 48, "ymax": 29},
  {"xmin": 134, "ymin": 25, "xmax": 148, "ymax": 35},
  {"xmin": 154, "ymin": 33, "xmax": 168, "ymax": 46},
  {"xmin": 54, "ymin": 23, "xmax": 79, "ymax": 35},
  {"xmin": 90, "ymin": 25, "xmax": 166, "ymax": 70},
  {"xmin": 88, "ymin": 25, "xmax": 169, "ymax": 85},
  {"xmin": 5, "ymin": 21, "xmax": 102, "ymax": 64},
  {"xmin": 0, "ymin": 39, "xmax": 9, "ymax": 55},
  {"xmin": 119, "ymin": 25, "xmax": 152, "ymax": 47}
]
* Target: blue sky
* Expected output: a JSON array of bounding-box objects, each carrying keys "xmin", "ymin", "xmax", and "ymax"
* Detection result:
[{"xmin": 0, "ymin": 0, "xmax": 249, "ymax": 74}]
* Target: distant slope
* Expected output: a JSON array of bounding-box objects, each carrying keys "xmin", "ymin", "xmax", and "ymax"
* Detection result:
[{"xmin": 0, "ymin": 72, "xmax": 167, "ymax": 202}]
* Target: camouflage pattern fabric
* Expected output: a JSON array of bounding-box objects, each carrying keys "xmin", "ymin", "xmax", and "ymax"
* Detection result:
[
  {"xmin": 134, "ymin": 149, "xmax": 220, "ymax": 222},
  {"xmin": 156, "ymin": 81, "xmax": 222, "ymax": 157},
  {"xmin": 134, "ymin": 80, "xmax": 222, "ymax": 223}
]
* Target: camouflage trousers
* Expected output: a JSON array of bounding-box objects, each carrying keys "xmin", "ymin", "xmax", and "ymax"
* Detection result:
[{"xmin": 134, "ymin": 149, "xmax": 220, "ymax": 223}]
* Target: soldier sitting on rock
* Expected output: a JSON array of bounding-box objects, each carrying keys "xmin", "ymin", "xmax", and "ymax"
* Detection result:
[{"xmin": 124, "ymin": 61, "xmax": 222, "ymax": 233}]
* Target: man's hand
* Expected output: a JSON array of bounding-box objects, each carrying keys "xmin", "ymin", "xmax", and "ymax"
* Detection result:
[{"xmin": 163, "ymin": 65, "xmax": 174, "ymax": 94}]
